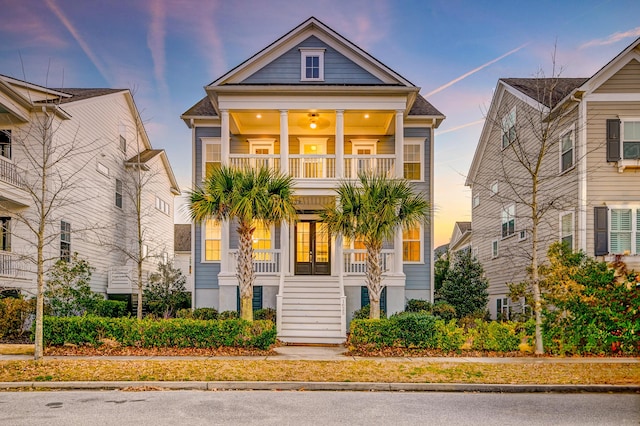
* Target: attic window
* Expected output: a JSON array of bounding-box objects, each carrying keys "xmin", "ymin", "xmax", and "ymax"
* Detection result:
[{"xmin": 300, "ymin": 48, "xmax": 325, "ymax": 81}]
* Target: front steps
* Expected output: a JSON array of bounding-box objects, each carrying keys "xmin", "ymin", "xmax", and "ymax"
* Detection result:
[{"xmin": 278, "ymin": 277, "xmax": 346, "ymax": 345}]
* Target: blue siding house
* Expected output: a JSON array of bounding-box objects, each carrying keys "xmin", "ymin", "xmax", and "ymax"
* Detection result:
[{"xmin": 181, "ymin": 17, "xmax": 444, "ymax": 344}]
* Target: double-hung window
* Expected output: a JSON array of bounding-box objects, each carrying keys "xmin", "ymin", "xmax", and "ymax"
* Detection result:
[
  {"xmin": 560, "ymin": 127, "xmax": 574, "ymax": 173},
  {"xmin": 609, "ymin": 207, "xmax": 638, "ymax": 255},
  {"xmin": 300, "ymin": 48, "xmax": 325, "ymax": 81},
  {"xmin": 622, "ymin": 120, "xmax": 640, "ymax": 160},
  {"xmin": 115, "ymin": 179, "xmax": 123, "ymax": 208},
  {"xmin": 403, "ymin": 225, "xmax": 422, "ymax": 262},
  {"xmin": 501, "ymin": 107, "xmax": 516, "ymax": 148},
  {"xmin": 403, "ymin": 140, "xmax": 422, "ymax": 180},
  {"xmin": 252, "ymin": 220, "xmax": 272, "ymax": 261},
  {"xmin": 560, "ymin": 212, "xmax": 574, "ymax": 250},
  {"xmin": 119, "ymin": 124, "xmax": 127, "ymax": 153},
  {"xmin": 501, "ymin": 204, "xmax": 515, "ymax": 238},
  {"xmin": 202, "ymin": 138, "xmax": 221, "ymax": 179},
  {"xmin": 60, "ymin": 221, "xmax": 71, "ymax": 262},
  {"xmin": 0, "ymin": 130, "xmax": 11, "ymax": 159},
  {"xmin": 0, "ymin": 217, "xmax": 10, "ymax": 251},
  {"xmin": 204, "ymin": 219, "xmax": 221, "ymax": 261}
]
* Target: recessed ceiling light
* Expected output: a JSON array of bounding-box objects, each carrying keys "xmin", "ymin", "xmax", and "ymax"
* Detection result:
[
  {"xmin": 364, "ymin": 114, "xmax": 370, "ymax": 119},
  {"xmin": 256, "ymin": 113, "xmax": 262, "ymax": 119}
]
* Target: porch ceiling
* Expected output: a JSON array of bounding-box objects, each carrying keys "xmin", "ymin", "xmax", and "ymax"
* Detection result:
[{"xmin": 229, "ymin": 110, "xmax": 394, "ymax": 136}]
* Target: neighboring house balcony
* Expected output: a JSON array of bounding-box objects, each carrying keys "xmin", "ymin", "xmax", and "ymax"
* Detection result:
[
  {"xmin": 0, "ymin": 155, "xmax": 30, "ymax": 207},
  {"xmin": 0, "ymin": 250, "xmax": 29, "ymax": 279}
]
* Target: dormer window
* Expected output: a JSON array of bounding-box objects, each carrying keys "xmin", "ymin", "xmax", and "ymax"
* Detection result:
[{"xmin": 300, "ymin": 48, "xmax": 325, "ymax": 81}]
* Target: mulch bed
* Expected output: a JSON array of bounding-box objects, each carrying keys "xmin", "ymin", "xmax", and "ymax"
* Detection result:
[{"xmin": 44, "ymin": 345, "xmax": 278, "ymax": 357}]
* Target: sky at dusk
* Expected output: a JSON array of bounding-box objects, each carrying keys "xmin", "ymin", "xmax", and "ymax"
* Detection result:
[{"xmin": 2, "ymin": 0, "xmax": 639, "ymax": 248}]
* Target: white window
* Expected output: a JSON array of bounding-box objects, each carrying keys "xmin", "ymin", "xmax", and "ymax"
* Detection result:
[
  {"xmin": 248, "ymin": 138, "xmax": 275, "ymax": 169},
  {"xmin": 609, "ymin": 207, "xmax": 640, "ymax": 255},
  {"xmin": 203, "ymin": 219, "xmax": 221, "ymax": 262},
  {"xmin": 155, "ymin": 196, "xmax": 170, "ymax": 216},
  {"xmin": 622, "ymin": 120, "xmax": 640, "ymax": 160},
  {"xmin": 560, "ymin": 127, "xmax": 575, "ymax": 173},
  {"xmin": 403, "ymin": 141, "xmax": 423, "ymax": 180},
  {"xmin": 202, "ymin": 138, "xmax": 221, "ymax": 179},
  {"xmin": 142, "ymin": 244, "xmax": 148, "ymax": 259},
  {"xmin": 518, "ymin": 230, "xmax": 527, "ymax": 241},
  {"xmin": 403, "ymin": 225, "xmax": 422, "ymax": 263},
  {"xmin": 1, "ymin": 217, "xmax": 11, "ymax": 251},
  {"xmin": 115, "ymin": 179, "xmax": 123, "ymax": 208},
  {"xmin": 60, "ymin": 221, "xmax": 71, "ymax": 262},
  {"xmin": 501, "ymin": 204, "xmax": 515, "ymax": 238},
  {"xmin": 560, "ymin": 212, "xmax": 574, "ymax": 249},
  {"xmin": 97, "ymin": 162, "xmax": 109, "ymax": 177},
  {"xmin": 490, "ymin": 182, "xmax": 499, "ymax": 196},
  {"xmin": 472, "ymin": 246, "xmax": 479, "ymax": 259},
  {"xmin": 119, "ymin": 124, "xmax": 127, "ymax": 153},
  {"xmin": 473, "ymin": 194, "xmax": 480, "ymax": 208},
  {"xmin": 491, "ymin": 240, "xmax": 499, "ymax": 258},
  {"xmin": 501, "ymin": 107, "xmax": 516, "ymax": 148},
  {"xmin": 300, "ymin": 48, "xmax": 325, "ymax": 81}
]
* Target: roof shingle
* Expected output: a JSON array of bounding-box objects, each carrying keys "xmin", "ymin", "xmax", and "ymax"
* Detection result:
[{"xmin": 500, "ymin": 78, "xmax": 589, "ymax": 108}]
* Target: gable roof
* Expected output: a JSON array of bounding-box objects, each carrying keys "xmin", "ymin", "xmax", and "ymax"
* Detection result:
[
  {"xmin": 125, "ymin": 149, "xmax": 180, "ymax": 195},
  {"xmin": 50, "ymin": 88, "xmax": 126, "ymax": 104},
  {"xmin": 501, "ymin": 78, "xmax": 589, "ymax": 108}
]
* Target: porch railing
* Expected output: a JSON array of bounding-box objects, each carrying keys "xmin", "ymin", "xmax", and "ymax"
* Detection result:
[
  {"xmin": 342, "ymin": 249, "xmax": 395, "ymax": 275},
  {"xmin": 0, "ymin": 156, "xmax": 27, "ymax": 189},
  {"xmin": 0, "ymin": 250, "xmax": 28, "ymax": 278},
  {"xmin": 344, "ymin": 155, "xmax": 395, "ymax": 178},
  {"xmin": 229, "ymin": 154, "xmax": 280, "ymax": 170},
  {"xmin": 289, "ymin": 155, "xmax": 336, "ymax": 178},
  {"xmin": 229, "ymin": 249, "xmax": 281, "ymax": 274}
]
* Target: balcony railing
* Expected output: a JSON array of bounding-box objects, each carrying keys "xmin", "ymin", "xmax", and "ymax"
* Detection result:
[
  {"xmin": 229, "ymin": 249, "xmax": 281, "ymax": 274},
  {"xmin": 344, "ymin": 155, "xmax": 395, "ymax": 179},
  {"xmin": 0, "ymin": 251, "xmax": 28, "ymax": 278},
  {"xmin": 289, "ymin": 155, "xmax": 336, "ymax": 179},
  {"xmin": 0, "ymin": 155, "xmax": 27, "ymax": 189},
  {"xmin": 229, "ymin": 154, "xmax": 280, "ymax": 171},
  {"xmin": 343, "ymin": 249, "xmax": 395, "ymax": 275}
]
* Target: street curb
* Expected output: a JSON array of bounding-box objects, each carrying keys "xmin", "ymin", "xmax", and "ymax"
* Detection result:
[{"xmin": 1, "ymin": 381, "xmax": 638, "ymax": 393}]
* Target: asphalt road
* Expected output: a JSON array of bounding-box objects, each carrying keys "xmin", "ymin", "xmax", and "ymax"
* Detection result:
[{"xmin": 1, "ymin": 390, "xmax": 638, "ymax": 425}]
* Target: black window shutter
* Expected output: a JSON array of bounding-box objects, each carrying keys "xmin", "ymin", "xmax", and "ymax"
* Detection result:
[
  {"xmin": 594, "ymin": 206, "xmax": 608, "ymax": 256},
  {"xmin": 606, "ymin": 119, "xmax": 621, "ymax": 162},
  {"xmin": 361, "ymin": 286, "xmax": 387, "ymax": 316}
]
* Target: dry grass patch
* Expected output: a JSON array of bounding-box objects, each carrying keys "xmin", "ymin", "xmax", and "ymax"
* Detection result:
[
  {"xmin": 0, "ymin": 345, "xmax": 33, "ymax": 355},
  {"xmin": 0, "ymin": 359, "xmax": 638, "ymax": 385}
]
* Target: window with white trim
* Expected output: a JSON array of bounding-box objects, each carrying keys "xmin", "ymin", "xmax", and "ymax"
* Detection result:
[
  {"xmin": 60, "ymin": 221, "xmax": 71, "ymax": 262},
  {"xmin": 501, "ymin": 107, "xmax": 516, "ymax": 148},
  {"xmin": 97, "ymin": 162, "xmax": 109, "ymax": 177},
  {"xmin": 609, "ymin": 206, "xmax": 640, "ymax": 255},
  {"xmin": 491, "ymin": 240, "xmax": 499, "ymax": 258},
  {"xmin": 115, "ymin": 179, "xmax": 123, "ymax": 208},
  {"xmin": 622, "ymin": 120, "xmax": 640, "ymax": 159},
  {"xmin": 501, "ymin": 204, "xmax": 515, "ymax": 238},
  {"xmin": 300, "ymin": 48, "xmax": 325, "ymax": 81},
  {"xmin": 0, "ymin": 129, "xmax": 11, "ymax": 159},
  {"xmin": 119, "ymin": 124, "xmax": 127, "ymax": 153},
  {"xmin": 473, "ymin": 194, "xmax": 480, "ymax": 208},
  {"xmin": 202, "ymin": 138, "xmax": 221, "ymax": 179},
  {"xmin": 403, "ymin": 141, "xmax": 422, "ymax": 180},
  {"xmin": 204, "ymin": 219, "xmax": 221, "ymax": 261},
  {"xmin": 403, "ymin": 225, "xmax": 422, "ymax": 262},
  {"xmin": 560, "ymin": 127, "xmax": 574, "ymax": 173},
  {"xmin": 155, "ymin": 196, "xmax": 170, "ymax": 216},
  {"xmin": 560, "ymin": 212, "xmax": 574, "ymax": 250},
  {"xmin": 0, "ymin": 217, "xmax": 11, "ymax": 251},
  {"xmin": 490, "ymin": 182, "xmax": 499, "ymax": 196}
]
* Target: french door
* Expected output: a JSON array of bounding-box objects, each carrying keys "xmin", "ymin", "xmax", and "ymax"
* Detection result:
[{"xmin": 295, "ymin": 220, "xmax": 330, "ymax": 275}]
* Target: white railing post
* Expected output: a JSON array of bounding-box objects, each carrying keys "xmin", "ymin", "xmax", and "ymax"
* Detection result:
[
  {"xmin": 335, "ymin": 110, "xmax": 344, "ymax": 178},
  {"xmin": 280, "ymin": 110, "xmax": 289, "ymax": 174}
]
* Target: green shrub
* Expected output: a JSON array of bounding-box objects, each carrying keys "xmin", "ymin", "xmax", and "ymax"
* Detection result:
[
  {"xmin": 352, "ymin": 305, "xmax": 385, "ymax": 320},
  {"xmin": 0, "ymin": 297, "xmax": 35, "ymax": 340},
  {"xmin": 219, "ymin": 310, "xmax": 239, "ymax": 320},
  {"xmin": 254, "ymin": 308, "xmax": 276, "ymax": 322},
  {"xmin": 390, "ymin": 312, "xmax": 437, "ymax": 348},
  {"xmin": 470, "ymin": 320, "xmax": 521, "ymax": 352},
  {"xmin": 433, "ymin": 319, "xmax": 465, "ymax": 352},
  {"xmin": 405, "ymin": 299, "xmax": 432, "ymax": 313},
  {"xmin": 42, "ymin": 316, "xmax": 277, "ymax": 350},
  {"xmin": 348, "ymin": 319, "xmax": 398, "ymax": 348},
  {"xmin": 176, "ymin": 308, "xmax": 219, "ymax": 321},
  {"xmin": 92, "ymin": 300, "xmax": 127, "ymax": 318},
  {"xmin": 432, "ymin": 301, "xmax": 456, "ymax": 321}
]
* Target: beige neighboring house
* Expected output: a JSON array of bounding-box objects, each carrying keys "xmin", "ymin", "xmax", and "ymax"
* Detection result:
[
  {"xmin": 448, "ymin": 221, "xmax": 472, "ymax": 256},
  {"xmin": 466, "ymin": 38, "xmax": 640, "ymax": 319},
  {"xmin": 173, "ymin": 224, "xmax": 193, "ymax": 297},
  {"xmin": 0, "ymin": 75, "xmax": 180, "ymax": 304}
]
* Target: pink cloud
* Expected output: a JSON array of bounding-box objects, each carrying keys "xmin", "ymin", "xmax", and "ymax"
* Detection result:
[
  {"xmin": 146, "ymin": 0, "xmax": 169, "ymax": 97},
  {"xmin": 580, "ymin": 27, "xmax": 640, "ymax": 49}
]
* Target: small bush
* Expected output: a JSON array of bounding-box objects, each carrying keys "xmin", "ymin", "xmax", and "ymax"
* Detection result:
[
  {"xmin": 352, "ymin": 305, "xmax": 385, "ymax": 320},
  {"xmin": 405, "ymin": 299, "xmax": 432, "ymax": 313},
  {"xmin": 390, "ymin": 312, "xmax": 437, "ymax": 348},
  {"xmin": 434, "ymin": 319, "xmax": 465, "ymax": 352},
  {"xmin": 219, "ymin": 310, "xmax": 239, "ymax": 320},
  {"xmin": 348, "ymin": 319, "xmax": 398, "ymax": 348},
  {"xmin": 42, "ymin": 316, "xmax": 277, "ymax": 350},
  {"xmin": 92, "ymin": 300, "xmax": 127, "ymax": 318},
  {"xmin": 254, "ymin": 308, "xmax": 276, "ymax": 322},
  {"xmin": 177, "ymin": 308, "xmax": 219, "ymax": 321},
  {"xmin": 469, "ymin": 320, "xmax": 521, "ymax": 352},
  {"xmin": 432, "ymin": 301, "xmax": 456, "ymax": 321},
  {"xmin": 0, "ymin": 297, "xmax": 35, "ymax": 340}
]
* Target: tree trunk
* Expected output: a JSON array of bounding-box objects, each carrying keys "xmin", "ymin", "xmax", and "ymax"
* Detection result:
[
  {"xmin": 34, "ymin": 244, "xmax": 44, "ymax": 361},
  {"xmin": 136, "ymin": 263, "xmax": 143, "ymax": 320},
  {"xmin": 366, "ymin": 241, "xmax": 383, "ymax": 319},
  {"xmin": 237, "ymin": 222, "xmax": 255, "ymax": 321},
  {"xmin": 531, "ymin": 207, "xmax": 544, "ymax": 355}
]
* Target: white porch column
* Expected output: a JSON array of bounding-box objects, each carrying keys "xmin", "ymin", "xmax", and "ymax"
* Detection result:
[
  {"xmin": 280, "ymin": 221, "xmax": 290, "ymax": 276},
  {"xmin": 394, "ymin": 228, "xmax": 403, "ymax": 275},
  {"xmin": 395, "ymin": 110, "xmax": 404, "ymax": 178},
  {"xmin": 221, "ymin": 219, "xmax": 231, "ymax": 273},
  {"xmin": 220, "ymin": 109, "xmax": 230, "ymax": 165},
  {"xmin": 280, "ymin": 110, "xmax": 289, "ymax": 174},
  {"xmin": 335, "ymin": 109, "xmax": 344, "ymax": 178}
]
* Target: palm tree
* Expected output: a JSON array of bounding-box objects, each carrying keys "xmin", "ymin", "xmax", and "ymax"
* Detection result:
[
  {"xmin": 188, "ymin": 165, "xmax": 297, "ymax": 321},
  {"xmin": 322, "ymin": 172, "xmax": 430, "ymax": 319}
]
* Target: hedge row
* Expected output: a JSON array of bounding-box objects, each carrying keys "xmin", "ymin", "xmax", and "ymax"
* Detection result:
[
  {"xmin": 349, "ymin": 313, "xmax": 524, "ymax": 352},
  {"xmin": 43, "ymin": 316, "xmax": 277, "ymax": 350}
]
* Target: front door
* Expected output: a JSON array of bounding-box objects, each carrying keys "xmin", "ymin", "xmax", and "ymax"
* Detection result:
[{"xmin": 295, "ymin": 221, "xmax": 330, "ymax": 275}]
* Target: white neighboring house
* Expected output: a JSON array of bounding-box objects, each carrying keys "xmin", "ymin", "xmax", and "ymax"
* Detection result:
[
  {"xmin": 0, "ymin": 75, "xmax": 180, "ymax": 305},
  {"xmin": 181, "ymin": 17, "xmax": 444, "ymax": 343},
  {"xmin": 448, "ymin": 221, "xmax": 472, "ymax": 257},
  {"xmin": 466, "ymin": 38, "xmax": 640, "ymax": 319}
]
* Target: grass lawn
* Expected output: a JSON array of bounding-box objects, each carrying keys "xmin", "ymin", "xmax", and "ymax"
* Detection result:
[{"xmin": 0, "ymin": 359, "xmax": 638, "ymax": 385}]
